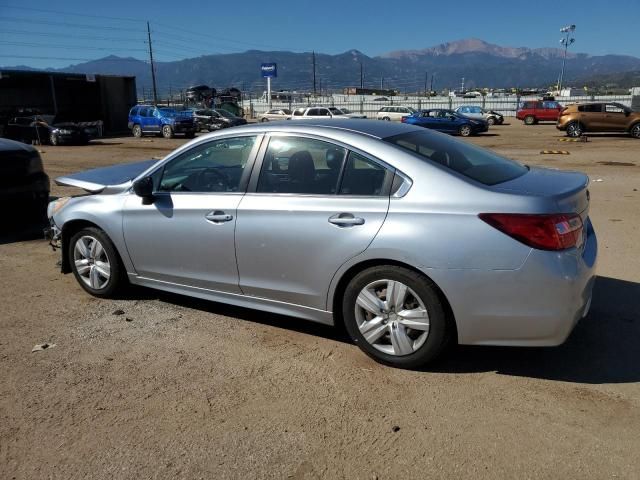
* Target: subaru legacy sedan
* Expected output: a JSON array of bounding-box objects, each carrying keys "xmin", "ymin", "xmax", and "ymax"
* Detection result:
[{"xmin": 46, "ymin": 120, "xmax": 596, "ymax": 369}]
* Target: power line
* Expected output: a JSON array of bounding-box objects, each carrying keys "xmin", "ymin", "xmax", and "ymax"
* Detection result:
[
  {"xmin": 0, "ymin": 16, "xmax": 140, "ymax": 32},
  {"xmin": 0, "ymin": 3, "xmax": 142, "ymax": 22},
  {"xmin": 0, "ymin": 29, "xmax": 144, "ymax": 43},
  {"xmin": 0, "ymin": 40, "xmax": 147, "ymax": 52}
]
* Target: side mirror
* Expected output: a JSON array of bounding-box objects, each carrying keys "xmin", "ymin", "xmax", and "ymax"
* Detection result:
[{"xmin": 133, "ymin": 176, "xmax": 154, "ymax": 199}]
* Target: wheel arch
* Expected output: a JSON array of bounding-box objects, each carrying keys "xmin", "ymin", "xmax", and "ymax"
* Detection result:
[{"xmin": 329, "ymin": 258, "xmax": 458, "ymax": 341}]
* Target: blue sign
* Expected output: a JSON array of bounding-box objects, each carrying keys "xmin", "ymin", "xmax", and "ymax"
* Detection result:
[{"xmin": 261, "ymin": 63, "xmax": 277, "ymax": 78}]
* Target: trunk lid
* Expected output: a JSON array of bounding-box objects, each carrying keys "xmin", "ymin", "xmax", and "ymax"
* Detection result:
[
  {"xmin": 492, "ymin": 166, "xmax": 590, "ymax": 220},
  {"xmin": 55, "ymin": 159, "xmax": 157, "ymax": 193}
]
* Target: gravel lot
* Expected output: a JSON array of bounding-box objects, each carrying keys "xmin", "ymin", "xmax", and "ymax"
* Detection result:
[{"xmin": 1, "ymin": 122, "xmax": 639, "ymax": 479}]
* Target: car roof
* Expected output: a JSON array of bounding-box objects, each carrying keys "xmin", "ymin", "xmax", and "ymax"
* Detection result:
[{"xmin": 213, "ymin": 119, "xmax": 426, "ymax": 140}]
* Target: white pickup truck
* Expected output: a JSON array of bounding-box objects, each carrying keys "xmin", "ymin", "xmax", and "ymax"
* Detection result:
[{"xmin": 289, "ymin": 106, "xmax": 367, "ymax": 119}]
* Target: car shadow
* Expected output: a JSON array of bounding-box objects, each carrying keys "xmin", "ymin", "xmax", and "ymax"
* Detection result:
[
  {"xmin": 124, "ymin": 276, "xmax": 639, "ymax": 384},
  {"xmin": 123, "ymin": 286, "xmax": 351, "ymax": 344},
  {"xmin": 0, "ymin": 211, "xmax": 49, "ymax": 245},
  {"xmin": 431, "ymin": 276, "xmax": 640, "ymax": 384}
]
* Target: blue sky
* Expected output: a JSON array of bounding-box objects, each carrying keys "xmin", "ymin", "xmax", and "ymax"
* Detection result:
[{"xmin": 1, "ymin": 0, "xmax": 639, "ymax": 68}]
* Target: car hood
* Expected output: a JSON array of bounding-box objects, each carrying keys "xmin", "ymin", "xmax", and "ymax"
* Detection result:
[{"xmin": 55, "ymin": 159, "xmax": 157, "ymax": 193}]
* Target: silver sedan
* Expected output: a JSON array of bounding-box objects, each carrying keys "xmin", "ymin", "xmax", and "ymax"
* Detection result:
[{"xmin": 46, "ymin": 120, "xmax": 597, "ymax": 368}]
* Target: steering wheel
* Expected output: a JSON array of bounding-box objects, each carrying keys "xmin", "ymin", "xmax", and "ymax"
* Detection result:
[{"xmin": 182, "ymin": 168, "xmax": 230, "ymax": 192}]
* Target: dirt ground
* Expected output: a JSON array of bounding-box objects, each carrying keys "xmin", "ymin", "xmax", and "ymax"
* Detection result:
[{"xmin": 1, "ymin": 121, "xmax": 639, "ymax": 479}]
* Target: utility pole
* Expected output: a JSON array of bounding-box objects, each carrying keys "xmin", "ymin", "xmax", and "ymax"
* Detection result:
[
  {"xmin": 380, "ymin": 76, "xmax": 383, "ymax": 90},
  {"xmin": 312, "ymin": 51, "xmax": 317, "ymax": 97},
  {"xmin": 558, "ymin": 24, "xmax": 576, "ymax": 93},
  {"xmin": 430, "ymin": 73, "xmax": 435, "ymax": 95},
  {"xmin": 360, "ymin": 62, "xmax": 364, "ymax": 89},
  {"xmin": 146, "ymin": 21, "xmax": 158, "ymax": 105},
  {"xmin": 425, "ymin": 71, "xmax": 428, "ymax": 97}
]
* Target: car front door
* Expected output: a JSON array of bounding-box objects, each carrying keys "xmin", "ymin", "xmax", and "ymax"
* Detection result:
[
  {"xmin": 122, "ymin": 134, "xmax": 262, "ymax": 292},
  {"xmin": 603, "ymin": 104, "xmax": 628, "ymax": 132},
  {"xmin": 235, "ymin": 134, "xmax": 392, "ymax": 310}
]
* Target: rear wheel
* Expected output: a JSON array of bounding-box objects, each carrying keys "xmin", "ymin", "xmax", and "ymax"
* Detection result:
[
  {"xmin": 162, "ymin": 125, "xmax": 174, "ymax": 139},
  {"xmin": 69, "ymin": 227, "xmax": 125, "ymax": 298},
  {"xmin": 49, "ymin": 132, "xmax": 58, "ymax": 146},
  {"xmin": 459, "ymin": 124, "xmax": 472, "ymax": 137},
  {"xmin": 524, "ymin": 115, "xmax": 536, "ymax": 125},
  {"xmin": 261, "ymin": 117, "xmax": 269, "ymax": 122},
  {"xmin": 342, "ymin": 266, "xmax": 452, "ymax": 369},
  {"xmin": 185, "ymin": 131, "xmax": 196, "ymax": 139},
  {"xmin": 630, "ymin": 123, "xmax": 640, "ymax": 139},
  {"xmin": 382, "ymin": 116, "xmax": 391, "ymax": 121},
  {"xmin": 566, "ymin": 122, "xmax": 583, "ymax": 138},
  {"xmin": 487, "ymin": 117, "xmax": 496, "ymax": 126},
  {"xmin": 132, "ymin": 124, "xmax": 142, "ymax": 138}
]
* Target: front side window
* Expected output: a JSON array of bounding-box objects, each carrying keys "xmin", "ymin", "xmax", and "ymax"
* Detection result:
[
  {"xmin": 257, "ymin": 137, "xmax": 347, "ymax": 194},
  {"xmin": 578, "ymin": 104, "xmax": 603, "ymax": 113},
  {"xmin": 385, "ymin": 130, "xmax": 527, "ymax": 186},
  {"xmin": 158, "ymin": 136, "xmax": 257, "ymax": 193},
  {"xmin": 293, "ymin": 108, "xmax": 305, "ymax": 116}
]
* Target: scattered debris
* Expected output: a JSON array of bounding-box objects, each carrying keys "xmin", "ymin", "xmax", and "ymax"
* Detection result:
[
  {"xmin": 540, "ymin": 150, "xmax": 570, "ymax": 155},
  {"xmin": 125, "ymin": 317, "xmax": 133, "ymax": 322},
  {"xmin": 609, "ymin": 219, "xmax": 623, "ymax": 222},
  {"xmin": 112, "ymin": 309, "xmax": 125, "ymax": 316},
  {"xmin": 32, "ymin": 343, "xmax": 56, "ymax": 352},
  {"xmin": 392, "ymin": 425, "xmax": 400, "ymax": 433},
  {"xmin": 593, "ymin": 179, "xmax": 604, "ymax": 182},
  {"xmin": 558, "ymin": 136, "xmax": 588, "ymax": 142},
  {"xmin": 597, "ymin": 161, "xmax": 635, "ymax": 167}
]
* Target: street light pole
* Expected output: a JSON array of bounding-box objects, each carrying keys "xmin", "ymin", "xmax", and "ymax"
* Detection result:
[{"xmin": 558, "ymin": 24, "xmax": 576, "ymax": 94}]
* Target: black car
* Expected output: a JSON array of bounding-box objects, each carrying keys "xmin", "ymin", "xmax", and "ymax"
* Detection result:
[
  {"xmin": 4, "ymin": 116, "xmax": 91, "ymax": 146},
  {"xmin": 192, "ymin": 109, "xmax": 247, "ymax": 131},
  {"xmin": 0, "ymin": 138, "xmax": 50, "ymax": 221}
]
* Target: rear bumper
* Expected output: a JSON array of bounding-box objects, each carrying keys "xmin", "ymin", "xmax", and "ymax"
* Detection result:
[{"xmin": 433, "ymin": 219, "xmax": 598, "ymax": 346}]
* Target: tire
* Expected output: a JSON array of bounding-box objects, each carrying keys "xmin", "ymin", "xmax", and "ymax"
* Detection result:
[
  {"xmin": 342, "ymin": 265, "xmax": 452, "ymax": 369},
  {"xmin": 630, "ymin": 123, "xmax": 640, "ymax": 139},
  {"xmin": 49, "ymin": 133, "xmax": 58, "ymax": 146},
  {"xmin": 382, "ymin": 116, "xmax": 391, "ymax": 121},
  {"xmin": 524, "ymin": 115, "xmax": 536, "ymax": 125},
  {"xmin": 261, "ymin": 118, "xmax": 269, "ymax": 122},
  {"xmin": 459, "ymin": 124, "xmax": 473, "ymax": 137},
  {"xmin": 162, "ymin": 125, "xmax": 174, "ymax": 139},
  {"xmin": 132, "ymin": 124, "xmax": 142, "ymax": 138},
  {"xmin": 487, "ymin": 117, "xmax": 496, "ymax": 126},
  {"xmin": 69, "ymin": 227, "xmax": 125, "ymax": 298},
  {"xmin": 185, "ymin": 131, "xmax": 196, "ymax": 139},
  {"xmin": 566, "ymin": 122, "xmax": 583, "ymax": 138}
]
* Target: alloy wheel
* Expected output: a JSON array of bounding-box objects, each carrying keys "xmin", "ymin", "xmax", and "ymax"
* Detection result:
[
  {"xmin": 631, "ymin": 124, "xmax": 640, "ymax": 139},
  {"xmin": 460, "ymin": 125, "xmax": 472, "ymax": 136},
  {"xmin": 73, "ymin": 235, "xmax": 111, "ymax": 290},
  {"xmin": 567, "ymin": 122, "xmax": 582, "ymax": 138},
  {"xmin": 354, "ymin": 279, "xmax": 430, "ymax": 356}
]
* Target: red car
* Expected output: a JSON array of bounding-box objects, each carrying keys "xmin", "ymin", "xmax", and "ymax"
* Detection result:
[{"xmin": 516, "ymin": 100, "xmax": 563, "ymax": 125}]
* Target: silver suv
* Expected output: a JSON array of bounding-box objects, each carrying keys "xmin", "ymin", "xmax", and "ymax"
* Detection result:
[
  {"xmin": 291, "ymin": 107, "xmax": 360, "ymax": 119},
  {"xmin": 377, "ymin": 106, "xmax": 416, "ymax": 121}
]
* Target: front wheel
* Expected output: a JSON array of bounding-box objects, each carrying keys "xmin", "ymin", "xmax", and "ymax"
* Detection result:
[
  {"xmin": 630, "ymin": 123, "xmax": 640, "ymax": 139},
  {"xmin": 524, "ymin": 115, "xmax": 536, "ymax": 125},
  {"xmin": 49, "ymin": 133, "xmax": 59, "ymax": 146},
  {"xmin": 261, "ymin": 117, "xmax": 269, "ymax": 122},
  {"xmin": 487, "ymin": 117, "xmax": 496, "ymax": 126},
  {"xmin": 459, "ymin": 124, "xmax": 472, "ymax": 137},
  {"xmin": 69, "ymin": 227, "xmax": 125, "ymax": 298},
  {"xmin": 342, "ymin": 266, "xmax": 452, "ymax": 369},
  {"xmin": 566, "ymin": 122, "xmax": 583, "ymax": 138},
  {"xmin": 132, "ymin": 124, "xmax": 142, "ymax": 138},
  {"xmin": 162, "ymin": 125, "xmax": 174, "ymax": 139}
]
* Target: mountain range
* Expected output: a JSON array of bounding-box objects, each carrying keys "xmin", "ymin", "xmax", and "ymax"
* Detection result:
[{"xmin": 4, "ymin": 39, "xmax": 640, "ymax": 93}]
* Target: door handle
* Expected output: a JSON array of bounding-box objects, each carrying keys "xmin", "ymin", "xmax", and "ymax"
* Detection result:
[
  {"xmin": 205, "ymin": 210, "xmax": 233, "ymax": 223},
  {"xmin": 328, "ymin": 213, "xmax": 365, "ymax": 227}
]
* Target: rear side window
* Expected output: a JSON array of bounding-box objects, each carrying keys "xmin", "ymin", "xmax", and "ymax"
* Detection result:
[
  {"xmin": 130, "ymin": 107, "xmax": 139, "ymax": 116},
  {"xmin": 385, "ymin": 130, "xmax": 527, "ymax": 186},
  {"xmin": 578, "ymin": 104, "xmax": 603, "ymax": 113},
  {"xmin": 339, "ymin": 152, "xmax": 388, "ymax": 196},
  {"xmin": 605, "ymin": 104, "xmax": 624, "ymax": 113},
  {"xmin": 293, "ymin": 108, "xmax": 305, "ymax": 116}
]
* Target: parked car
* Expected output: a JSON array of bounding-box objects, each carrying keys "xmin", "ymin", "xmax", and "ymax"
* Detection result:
[
  {"xmin": 516, "ymin": 100, "xmax": 563, "ymax": 125},
  {"xmin": 557, "ymin": 102, "xmax": 640, "ymax": 138},
  {"xmin": 1, "ymin": 138, "xmax": 50, "ymax": 220},
  {"xmin": 46, "ymin": 119, "xmax": 596, "ymax": 369},
  {"xmin": 128, "ymin": 106, "xmax": 197, "ymax": 139},
  {"xmin": 455, "ymin": 106, "xmax": 504, "ymax": 125},
  {"xmin": 290, "ymin": 107, "xmax": 360, "ymax": 119},
  {"xmin": 4, "ymin": 116, "xmax": 92, "ymax": 146},
  {"xmin": 192, "ymin": 109, "xmax": 247, "ymax": 131},
  {"xmin": 334, "ymin": 107, "xmax": 367, "ymax": 119},
  {"xmin": 377, "ymin": 106, "xmax": 417, "ymax": 121},
  {"xmin": 258, "ymin": 109, "xmax": 292, "ymax": 122},
  {"xmin": 401, "ymin": 109, "xmax": 489, "ymax": 136}
]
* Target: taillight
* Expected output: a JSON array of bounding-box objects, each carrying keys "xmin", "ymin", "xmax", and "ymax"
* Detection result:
[
  {"xmin": 401, "ymin": 116, "xmax": 407, "ymax": 123},
  {"xmin": 479, "ymin": 213, "xmax": 583, "ymax": 251}
]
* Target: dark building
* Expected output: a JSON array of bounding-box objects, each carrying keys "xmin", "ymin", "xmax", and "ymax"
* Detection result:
[{"xmin": 0, "ymin": 70, "xmax": 136, "ymax": 135}]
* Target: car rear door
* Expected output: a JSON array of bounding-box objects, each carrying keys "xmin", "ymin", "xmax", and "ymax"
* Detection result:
[
  {"xmin": 603, "ymin": 104, "xmax": 628, "ymax": 131},
  {"xmin": 235, "ymin": 134, "xmax": 392, "ymax": 310},
  {"xmin": 123, "ymin": 134, "xmax": 262, "ymax": 292}
]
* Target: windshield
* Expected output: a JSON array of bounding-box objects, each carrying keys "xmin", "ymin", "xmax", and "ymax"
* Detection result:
[
  {"xmin": 384, "ymin": 130, "xmax": 528, "ymax": 185},
  {"xmin": 340, "ymin": 108, "xmax": 352, "ymax": 114},
  {"xmin": 216, "ymin": 109, "xmax": 236, "ymax": 118},
  {"xmin": 159, "ymin": 108, "xmax": 177, "ymax": 117},
  {"xmin": 328, "ymin": 107, "xmax": 343, "ymax": 114}
]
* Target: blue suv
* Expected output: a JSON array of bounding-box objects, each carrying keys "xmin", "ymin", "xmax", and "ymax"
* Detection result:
[{"xmin": 128, "ymin": 105, "xmax": 197, "ymax": 139}]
